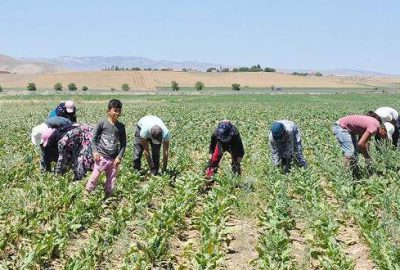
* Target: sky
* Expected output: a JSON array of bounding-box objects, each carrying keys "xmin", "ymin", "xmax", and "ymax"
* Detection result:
[{"xmin": 0, "ymin": 0, "xmax": 399, "ymax": 74}]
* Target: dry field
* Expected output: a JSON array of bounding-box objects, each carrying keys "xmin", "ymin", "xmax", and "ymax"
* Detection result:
[{"xmin": 1, "ymin": 70, "xmax": 399, "ymax": 91}]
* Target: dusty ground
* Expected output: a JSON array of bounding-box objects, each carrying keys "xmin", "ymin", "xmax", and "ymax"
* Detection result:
[
  {"xmin": 223, "ymin": 218, "xmax": 259, "ymax": 270},
  {"xmin": 1, "ymin": 70, "xmax": 399, "ymax": 91}
]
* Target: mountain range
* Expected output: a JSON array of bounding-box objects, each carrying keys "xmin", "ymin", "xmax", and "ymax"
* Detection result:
[{"xmin": 20, "ymin": 56, "xmax": 221, "ymax": 72}]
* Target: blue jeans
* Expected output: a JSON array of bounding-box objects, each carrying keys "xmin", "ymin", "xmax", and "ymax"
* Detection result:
[{"xmin": 332, "ymin": 123, "xmax": 358, "ymax": 158}]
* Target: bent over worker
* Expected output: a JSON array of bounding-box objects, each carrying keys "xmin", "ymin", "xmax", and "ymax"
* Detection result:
[
  {"xmin": 205, "ymin": 120, "xmax": 244, "ymax": 178},
  {"xmin": 374, "ymin": 107, "xmax": 399, "ymax": 148},
  {"xmin": 333, "ymin": 115, "xmax": 388, "ymax": 171},
  {"xmin": 269, "ymin": 120, "xmax": 307, "ymax": 173},
  {"xmin": 133, "ymin": 115, "xmax": 170, "ymax": 175}
]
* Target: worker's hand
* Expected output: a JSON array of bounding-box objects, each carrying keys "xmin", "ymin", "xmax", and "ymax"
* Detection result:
[
  {"xmin": 93, "ymin": 152, "xmax": 101, "ymax": 162},
  {"xmin": 114, "ymin": 157, "xmax": 121, "ymax": 167}
]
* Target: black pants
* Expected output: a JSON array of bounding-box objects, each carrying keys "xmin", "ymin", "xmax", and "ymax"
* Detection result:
[
  {"xmin": 133, "ymin": 125, "xmax": 161, "ymax": 174},
  {"xmin": 40, "ymin": 144, "xmax": 58, "ymax": 172},
  {"xmin": 209, "ymin": 142, "xmax": 241, "ymax": 175},
  {"xmin": 393, "ymin": 127, "xmax": 400, "ymax": 149}
]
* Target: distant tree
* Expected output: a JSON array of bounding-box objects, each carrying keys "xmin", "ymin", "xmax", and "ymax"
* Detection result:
[
  {"xmin": 195, "ymin": 81, "xmax": 205, "ymax": 91},
  {"xmin": 239, "ymin": 67, "xmax": 250, "ymax": 72},
  {"xmin": 264, "ymin": 67, "xmax": 276, "ymax": 72},
  {"xmin": 68, "ymin": 83, "xmax": 77, "ymax": 91},
  {"xmin": 121, "ymin": 83, "xmax": 130, "ymax": 91},
  {"xmin": 232, "ymin": 83, "xmax": 241, "ymax": 91},
  {"xmin": 111, "ymin": 87, "xmax": 116, "ymax": 92},
  {"xmin": 207, "ymin": 67, "xmax": 217, "ymax": 72},
  {"xmin": 292, "ymin": 72, "xmax": 308, "ymax": 76},
  {"xmin": 0, "ymin": 85, "xmax": 3, "ymax": 92},
  {"xmin": 232, "ymin": 68, "xmax": 239, "ymax": 72},
  {"xmin": 250, "ymin": 64, "xmax": 262, "ymax": 72},
  {"xmin": 82, "ymin": 86, "xmax": 88, "ymax": 91},
  {"xmin": 171, "ymin": 81, "xmax": 179, "ymax": 91},
  {"xmin": 315, "ymin": 72, "xmax": 323, "ymax": 77},
  {"xmin": 54, "ymin": 82, "xmax": 63, "ymax": 91},
  {"xmin": 27, "ymin": 82, "xmax": 37, "ymax": 91},
  {"xmin": 221, "ymin": 68, "xmax": 230, "ymax": 72},
  {"xmin": 131, "ymin": 67, "xmax": 141, "ymax": 71},
  {"xmin": 182, "ymin": 68, "xmax": 187, "ymax": 72}
]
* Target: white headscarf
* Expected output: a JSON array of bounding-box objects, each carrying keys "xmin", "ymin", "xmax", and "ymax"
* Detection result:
[{"xmin": 31, "ymin": 123, "xmax": 48, "ymax": 146}]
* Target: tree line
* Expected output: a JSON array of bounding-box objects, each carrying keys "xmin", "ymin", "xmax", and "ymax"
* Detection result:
[{"xmin": 207, "ymin": 64, "xmax": 276, "ymax": 73}]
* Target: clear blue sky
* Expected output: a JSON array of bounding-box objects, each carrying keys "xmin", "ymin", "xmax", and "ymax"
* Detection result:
[{"xmin": 0, "ymin": 0, "xmax": 399, "ymax": 73}]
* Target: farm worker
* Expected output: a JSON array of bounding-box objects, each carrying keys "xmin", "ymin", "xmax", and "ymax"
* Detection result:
[
  {"xmin": 205, "ymin": 120, "xmax": 244, "ymax": 178},
  {"xmin": 333, "ymin": 115, "xmax": 389, "ymax": 170},
  {"xmin": 31, "ymin": 117, "xmax": 72, "ymax": 147},
  {"xmin": 269, "ymin": 120, "xmax": 307, "ymax": 173},
  {"xmin": 374, "ymin": 107, "xmax": 399, "ymax": 147},
  {"xmin": 31, "ymin": 117, "xmax": 73, "ymax": 172},
  {"xmin": 133, "ymin": 115, "xmax": 170, "ymax": 175},
  {"xmin": 41, "ymin": 124, "xmax": 79, "ymax": 175},
  {"xmin": 49, "ymin": 100, "xmax": 77, "ymax": 123},
  {"xmin": 86, "ymin": 99, "xmax": 126, "ymax": 196}
]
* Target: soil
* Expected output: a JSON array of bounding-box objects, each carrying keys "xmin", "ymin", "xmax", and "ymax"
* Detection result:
[
  {"xmin": 222, "ymin": 218, "xmax": 259, "ymax": 270},
  {"xmin": 338, "ymin": 221, "xmax": 377, "ymax": 270}
]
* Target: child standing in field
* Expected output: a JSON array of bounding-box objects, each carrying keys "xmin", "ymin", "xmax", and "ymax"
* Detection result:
[{"xmin": 85, "ymin": 99, "xmax": 126, "ymax": 197}]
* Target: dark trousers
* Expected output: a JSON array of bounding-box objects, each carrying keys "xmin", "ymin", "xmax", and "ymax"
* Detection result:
[
  {"xmin": 133, "ymin": 126, "xmax": 161, "ymax": 174},
  {"xmin": 393, "ymin": 127, "xmax": 399, "ymax": 149},
  {"xmin": 40, "ymin": 144, "xmax": 58, "ymax": 172},
  {"xmin": 209, "ymin": 142, "xmax": 241, "ymax": 175}
]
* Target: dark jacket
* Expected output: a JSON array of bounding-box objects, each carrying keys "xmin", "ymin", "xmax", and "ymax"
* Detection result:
[{"xmin": 209, "ymin": 125, "xmax": 245, "ymax": 157}]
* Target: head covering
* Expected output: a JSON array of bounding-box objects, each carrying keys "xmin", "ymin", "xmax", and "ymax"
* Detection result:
[
  {"xmin": 384, "ymin": 122, "xmax": 395, "ymax": 141},
  {"xmin": 65, "ymin": 100, "xmax": 75, "ymax": 113},
  {"xmin": 271, "ymin": 122, "xmax": 286, "ymax": 141},
  {"xmin": 217, "ymin": 120, "xmax": 233, "ymax": 143},
  {"xmin": 41, "ymin": 127, "xmax": 56, "ymax": 147},
  {"xmin": 31, "ymin": 123, "xmax": 48, "ymax": 146},
  {"xmin": 150, "ymin": 125, "xmax": 163, "ymax": 144}
]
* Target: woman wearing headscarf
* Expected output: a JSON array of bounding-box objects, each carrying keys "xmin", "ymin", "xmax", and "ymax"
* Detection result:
[{"xmin": 41, "ymin": 124, "xmax": 94, "ymax": 180}]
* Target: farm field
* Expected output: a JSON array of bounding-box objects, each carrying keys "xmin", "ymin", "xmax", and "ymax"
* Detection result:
[
  {"xmin": 1, "ymin": 70, "xmax": 400, "ymax": 92},
  {"xmin": 1, "ymin": 93, "xmax": 400, "ymax": 269}
]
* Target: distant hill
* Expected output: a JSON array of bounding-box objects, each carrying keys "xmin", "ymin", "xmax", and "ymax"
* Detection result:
[
  {"xmin": 278, "ymin": 68, "xmax": 392, "ymax": 77},
  {"xmin": 0, "ymin": 54, "xmax": 66, "ymax": 74},
  {"xmin": 21, "ymin": 56, "xmax": 221, "ymax": 72}
]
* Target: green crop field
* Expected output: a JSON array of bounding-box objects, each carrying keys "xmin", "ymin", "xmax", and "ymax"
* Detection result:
[{"xmin": 1, "ymin": 94, "xmax": 400, "ymax": 269}]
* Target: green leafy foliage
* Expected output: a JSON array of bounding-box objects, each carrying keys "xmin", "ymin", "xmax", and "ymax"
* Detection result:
[
  {"xmin": 194, "ymin": 81, "xmax": 205, "ymax": 91},
  {"xmin": 54, "ymin": 82, "xmax": 63, "ymax": 91},
  {"xmin": 68, "ymin": 83, "xmax": 77, "ymax": 91},
  {"xmin": 171, "ymin": 81, "xmax": 179, "ymax": 91},
  {"xmin": 27, "ymin": 82, "xmax": 37, "ymax": 91},
  {"xmin": 0, "ymin": 94, "xmax": 399, "ymax": 269},
  {"xmin": 121, "ymin": 83, "xmax": 130, "ymax": 91}
]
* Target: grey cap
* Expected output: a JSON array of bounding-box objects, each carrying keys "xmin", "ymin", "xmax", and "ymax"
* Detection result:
[{"xmin": 150, "ymin": 125, "xmax": 163, "ymax": 144}]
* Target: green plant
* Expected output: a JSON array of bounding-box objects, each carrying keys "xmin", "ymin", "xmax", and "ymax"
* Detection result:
[
  {"xmin": 67, "ymin": 83, "xmax": 77, "ymax": 91},
  {"xmin": 82, "ymin": 86, "xmax": 88, "ymax": 91},
  {"xmin": 27, "ymin": 82, "xmax": 36, "ymax": 91},
  {"xmin": 171, "ymin": 81, "xmax": 179, "ymax": 91},
  {"xmin": 54, "ymin": 82, "xmax": 63, "ymax": 91},
  {"xmin": 231, "ymin": 83, "xmax": 240, "ymax": 91},
  {"xmin": 121, "ymin": 83, "xmax": 130, "ymax": 91},
  {"xmin": 194, "ymin": 81, "xmax": 204, "ymax": 91}
]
